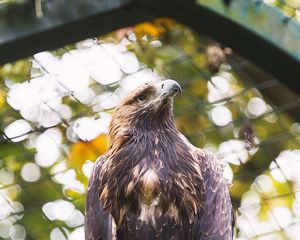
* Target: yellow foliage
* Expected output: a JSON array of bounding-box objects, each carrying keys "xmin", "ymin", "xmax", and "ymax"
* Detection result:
[
  {"xmin": 134, "ymin": 18, "xmax": 174, "ymax": 39},
  {"xmin": 134, "ymin": 23, "xmax": 164, "ymax": 38},
  {"xmin": 188, "ymin": 80, "xmax": 207, "ymax": 97},
  {"xmin": 68, "ymin": 134, "xmax": 109, "ymax": 171},
  {"xmin": 64, "ymin": 188, "xmax": 83, "ymax": 199},
  {"xmin": 4, "ymin": 185, "xmax": 21, "ymax": 201},
  {"xmin": 230, "ymin": 180, "xmax": 249, "ymax": 199},
  {"xmin": 0, "ymin": 89, "xmax": 6, "ymax": 109},
  {"xmin": 154, "ymin": 18, "xmax": 174, "ymax": 28}
]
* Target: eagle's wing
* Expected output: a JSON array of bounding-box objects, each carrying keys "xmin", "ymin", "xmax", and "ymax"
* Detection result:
[
  {"xmin": 85, "ymin": 156, "xmax": 112, "ymax": 240},
  {"xmin": 192, "ymin": 150, "xmax": 234, "ymax": 240}
]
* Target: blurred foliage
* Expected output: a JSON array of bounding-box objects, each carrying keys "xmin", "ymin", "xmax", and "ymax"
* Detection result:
[{"xmin": 0, "ymin": 18, "xmax": 300, "ymax": 240}]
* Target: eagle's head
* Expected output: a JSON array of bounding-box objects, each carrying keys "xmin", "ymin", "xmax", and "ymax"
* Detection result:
[{"xmin": 109, "ymin": 80, "xmax": 182, "ymax": 147}]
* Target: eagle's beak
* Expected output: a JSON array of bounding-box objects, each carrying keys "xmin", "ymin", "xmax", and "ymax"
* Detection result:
[{"xmin": 160, "ymin": 80, "xmax": 182, "ymax": 98}]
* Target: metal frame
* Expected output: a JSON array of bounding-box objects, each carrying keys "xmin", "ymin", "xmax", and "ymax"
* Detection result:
[{"xmin": 1, "ymin": 0, "xmax": 300, "ymax": 94}]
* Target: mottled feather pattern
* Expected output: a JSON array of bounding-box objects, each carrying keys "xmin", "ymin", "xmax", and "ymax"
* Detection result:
[
  {"xmin": 85, "ymin": 157, "xmax": 112, "ymax": 240},
  {"xmin": 192, "ymin": 151, "xmax": 233, "ymax": 239},
  {"xmin": 99, "ymin": 129, "xmax": 205, "ymax": 227},
  {"xmin": 85, "ymin": 81, "xmax": 233, "ymax": 240}
]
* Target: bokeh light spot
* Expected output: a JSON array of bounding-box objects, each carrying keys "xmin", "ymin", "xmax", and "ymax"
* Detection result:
[
  {"xmin": 21, "ymin": 163, "xmax": 41, "ymax": 182},
  {"xmin": 247, "ymin": 97, "xmax": 267, "ymax": 116},
  {"xmin": 4, "ymin": 120, "xmax": 31, "ymax": 142},
  {"xmin": 211, "ymin": 106, "xmax": 232, "ymax": 126}
]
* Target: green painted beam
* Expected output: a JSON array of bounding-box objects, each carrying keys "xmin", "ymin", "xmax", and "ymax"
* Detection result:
[
  {"xmin": 1, "ymin": 0, "xmax": 300, "ymax": 94},
  {"xmin": 198, "ymin": 0, "xmax": 300, "ymax": 62}
]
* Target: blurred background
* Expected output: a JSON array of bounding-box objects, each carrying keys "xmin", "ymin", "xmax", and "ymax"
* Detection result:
[{"xmin": 1, "ymin": 0, "xmax": 300, "ymax": 239}]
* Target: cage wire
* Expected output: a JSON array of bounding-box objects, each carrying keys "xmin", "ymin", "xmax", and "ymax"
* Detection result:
[{"xmin": 0, "ymin": 18, "xmax": 300, "ymax": 240}]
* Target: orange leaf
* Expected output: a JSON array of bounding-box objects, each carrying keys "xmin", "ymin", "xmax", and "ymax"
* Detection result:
[{"xmin": 68, "ymin": 134, "xmax": 109, "ymax": 171}]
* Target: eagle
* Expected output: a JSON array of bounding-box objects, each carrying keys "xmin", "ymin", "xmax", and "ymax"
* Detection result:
[{"xmin": 85, "ymin": 80, "xmax": 234, "ymax": 240}]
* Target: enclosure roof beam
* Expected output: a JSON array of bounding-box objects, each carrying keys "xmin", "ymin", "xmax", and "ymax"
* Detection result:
[
  {"xmin": 0, "ymin": 0, "xmax": 151, "ymax": 64},
  {"xmin": 0, "ymin": 0, "xmax": 300, "ymax": 94}
]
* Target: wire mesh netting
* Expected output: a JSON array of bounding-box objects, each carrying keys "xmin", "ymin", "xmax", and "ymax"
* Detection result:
[{"xmin": 0, "ymin": 18, "xmax": 300, "ymax": 239}]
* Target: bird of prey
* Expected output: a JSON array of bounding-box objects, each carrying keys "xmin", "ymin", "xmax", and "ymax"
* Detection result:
[{"xmin": 85, "ymin": 80, "xmax": 233, "ymax": 240}]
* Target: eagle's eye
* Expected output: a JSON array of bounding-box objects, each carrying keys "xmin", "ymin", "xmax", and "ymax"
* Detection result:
[{"xmin": 136, "ymin": 94, "xmax": 148, "ymax": 103}]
